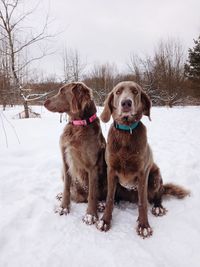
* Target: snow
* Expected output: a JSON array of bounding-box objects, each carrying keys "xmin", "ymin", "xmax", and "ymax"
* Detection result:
[{"xmin": 0, "ymin": 105, "xmax": 200, "ymax": 267}]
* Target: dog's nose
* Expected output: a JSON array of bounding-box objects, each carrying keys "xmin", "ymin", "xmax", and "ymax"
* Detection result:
[
  {"xmin": 44, "ymin": 99, "xmax": 50, "ymax": 107},
  {"xmin": 121, "ymin": 99, "xmax": 132, "ymax": 111}
]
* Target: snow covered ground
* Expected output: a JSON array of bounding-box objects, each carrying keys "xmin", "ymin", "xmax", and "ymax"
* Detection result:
[{"xmin": 0, "ymin": 105, "xmax": 200, "ymax": 267}]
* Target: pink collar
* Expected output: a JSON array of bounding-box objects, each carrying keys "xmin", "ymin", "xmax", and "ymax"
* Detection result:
[{"xmin": 71, "ymin": 113, "xmax": 97, "ymax": 126}]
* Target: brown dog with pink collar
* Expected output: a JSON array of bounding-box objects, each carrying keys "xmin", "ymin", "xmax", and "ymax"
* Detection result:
[{"xmin": 44, "ymin": 82, "xmax": 107, "ymax": 224}]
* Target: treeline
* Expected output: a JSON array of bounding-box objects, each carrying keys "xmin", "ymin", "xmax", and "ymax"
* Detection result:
[
  {"xmin": 83, "ymin": 39, "xmax": 200, "ymax": 106},
  {"xmin": 0, "ymin": 41, "xmax": 199, "ymax": 108},
  {"xmin": 0, "ymin": 0, "xmax": 200, "ymax": 118},
  {"xmin": 2, "ymin": 39, "xmax": 199, "ymax": 109}
]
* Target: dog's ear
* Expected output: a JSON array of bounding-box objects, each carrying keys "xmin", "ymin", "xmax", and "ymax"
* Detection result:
[
  {"xmin": 71, "ymin": 86, "xmax": 79, "ymax": 113},
  {"xmin": 100, "ymin": 92, "xmax": 114, "ymax": 123},
  {"xmin": 141, "ymin": 90, "xmax": 151, "ymax": 120},
  {"xmin": 71, "ymin": 83, "xmax": 92, "ymax": 113}
]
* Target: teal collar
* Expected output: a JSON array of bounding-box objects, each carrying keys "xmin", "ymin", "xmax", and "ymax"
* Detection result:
[{"xmin": 114, "ymin": 121, "xmax": 140, "ymax": 134}]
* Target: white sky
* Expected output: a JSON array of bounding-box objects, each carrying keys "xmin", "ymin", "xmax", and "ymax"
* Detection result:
[{"xmin": 24, "ymin": 0, "xmax": 200, "ymax": 78}]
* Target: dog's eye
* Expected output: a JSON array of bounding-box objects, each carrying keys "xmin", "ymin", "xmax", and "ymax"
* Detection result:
[
  {"xmin": 132, "ymin": 89, "xmax": 138, "ymax": 95},
  {"xmin": 116, "ymin": 90, "xmax": 121, "ymax": 95}
]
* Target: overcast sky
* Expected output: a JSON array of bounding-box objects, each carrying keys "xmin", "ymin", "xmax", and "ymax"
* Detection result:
[{"xmin": 26, "ymin": 0, "xmax": 200, "ymax": 78}]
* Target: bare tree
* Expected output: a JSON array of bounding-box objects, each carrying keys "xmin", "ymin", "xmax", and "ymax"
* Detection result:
[
  {"xmin": 0, "ymin": 0, "xmax": 53, "ymax": 117},
  {"xmin": 0, "ymin": 32, "xmax": 10, "ymax": 109},
  {"xmin": 152, "ymin": 40, "xmax": 185, "ymax": 106},
  {"xmin": 127, "ymin": 39, "xmax": 186, "ymax": 106},
  {"xmin": 83, "ymin": 62, "xmax": 118, "ymax": 104},
  {"xmin": 127, "ymin": 53, "xmax": 143, "ymax": 84},
  {"xmin": 127, "ymin": 53, "xmax": 158, "ymax": 101},
  {"xmin": 62, "ymin": 47, "xmax": 86, "ymax": 83}
]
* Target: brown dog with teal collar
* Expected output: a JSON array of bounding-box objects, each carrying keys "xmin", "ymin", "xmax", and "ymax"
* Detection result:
[{"xmin": 96, "ymin": 81, "xmax": 189, "ymax": 238}]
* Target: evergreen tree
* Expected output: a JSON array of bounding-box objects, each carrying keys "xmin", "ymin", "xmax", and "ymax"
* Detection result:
[
  {"xmin": 185, "ymin": 35, "xmax": 200, "ymax": 97},
  {"xmin": 185, "ymin": 36, "xmax": 200, "ymax": 81}
]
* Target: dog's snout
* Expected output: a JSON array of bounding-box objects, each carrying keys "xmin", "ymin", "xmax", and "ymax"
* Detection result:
[
  {"xmin": 44, "ymin": 99, "xmax": 51, "ymax": 107},
  {"xmin": 121, "ymin": 99, "xmax": 132, "ymax": 111},
  {"xmin": 121, "ymin": 99, "xmax": 132, "ymax": 107}
]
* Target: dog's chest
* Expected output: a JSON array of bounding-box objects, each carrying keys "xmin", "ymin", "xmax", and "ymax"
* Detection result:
[
  {"xmin": 65, "ymin": 146, "xmax": 84, "ymax": 171},
  {"xmin": 64, "ymin": 147, "xmax": 88, "ymax": 190},
  {"xmin": 109, "ymin": 141, "xmax": 142, "ymax": 171},
  {"xmin": 108, "ymin": 149, "xmax": 142, "ymax": 191},
  {"xmin": 108, "ymin": 133, "xmax": 143, "ymax": 191}
]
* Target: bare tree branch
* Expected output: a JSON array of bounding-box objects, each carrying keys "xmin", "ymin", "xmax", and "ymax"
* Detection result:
[
  {"xmin": 1, "ymin": 111, "xmax": 20, "ymax": 144},
  {"xmin": 21, "ymin": 89, "xmax": 56, "ymax": 102},
  {"xmin": 0, "ymin": 0, "xmax": 55, "ymax": 117}
]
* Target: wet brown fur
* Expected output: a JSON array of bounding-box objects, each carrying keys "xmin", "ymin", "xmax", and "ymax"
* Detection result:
[
  {"xmin": 97, "ymin": 81, "xmax": 189, "ymax": 237},
  {"xmin": 44, "ymin": 82, "xmax": 107, "ymax": 221}
]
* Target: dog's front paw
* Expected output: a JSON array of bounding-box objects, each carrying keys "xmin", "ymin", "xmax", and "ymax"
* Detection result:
[
  {"xmin": 82, "ymin": 214, "xmax": 97, "ymax": 225},
  {"xmin": 54, "ymin": 205, "xmax": 70, "ymax": 216},
  {"xmin": 152, "ymin": 206, "xmax": 167, "ymax": 217},
  {"xmin": 137, "ymin": 223, "xmax": 153, "ymax": 238},
  {"xmin": 96, "ymin": 219, "xmax": 110, "ymax": 232}
]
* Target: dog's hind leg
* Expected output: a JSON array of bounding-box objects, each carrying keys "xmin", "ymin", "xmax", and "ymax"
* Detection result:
[{"xmin": 148, "ymin": 163, "xmax": 167, "ymax": 217}]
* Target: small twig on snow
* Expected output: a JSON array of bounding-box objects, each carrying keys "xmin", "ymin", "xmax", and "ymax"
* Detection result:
[
  {"xmin": 0, "ymin": 112, "xmax": 8, "ymax": 147},
  {"xmin": 1, "ymin": 112, "xmax": 20, "ymax": 144}
]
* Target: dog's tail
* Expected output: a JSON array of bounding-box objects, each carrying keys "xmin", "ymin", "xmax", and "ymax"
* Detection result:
[{"xmin": 163, "ymin": 183, "xmax": 190, "ymax": 199}]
